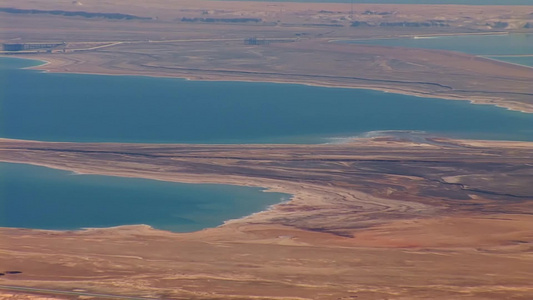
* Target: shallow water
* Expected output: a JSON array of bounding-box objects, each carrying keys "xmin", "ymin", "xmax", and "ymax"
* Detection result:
[{"xmin": 0, "ymin": 163, "xmax": 288, "ymax": 232}]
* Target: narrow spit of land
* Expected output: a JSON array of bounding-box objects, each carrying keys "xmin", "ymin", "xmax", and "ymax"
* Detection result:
[
  {"xmin": 1, "ymin": 0, "xmax": 532, "ymax": 112},
  {"xmin": 0, "ymin": 137, "xmax": 532, "ymax": 299}
]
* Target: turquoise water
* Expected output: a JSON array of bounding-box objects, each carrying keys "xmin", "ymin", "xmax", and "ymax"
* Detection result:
[
  {"xmin": 1, "ymin": 57, "xmax": 532, "ymax": 143},
  {"xmin": 345, "ymin": 33, "xmax": 533, "ymax": 67},
  {"xmin": 0, "ymin": 163, "xmax": 287, "ymax": 232}
]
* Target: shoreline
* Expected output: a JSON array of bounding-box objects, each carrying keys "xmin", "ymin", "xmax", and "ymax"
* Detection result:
[
  {"xmin": 0, "ymin": 157, "xmax": 299, "ymax": 233},
  {"xmin": 1, "ymin": 137, "xmax": 532, "ymax": 234},
  {"xmin": 0, "ymin": 137, "xmax": 434, "ymax": 236},
  {"xmin": 2, "ymin": 54, "xmax": 532, "ymax": 114},
  {"xmin": 0, "ymin": 158, "xmax": 297, "ymax": 234}
]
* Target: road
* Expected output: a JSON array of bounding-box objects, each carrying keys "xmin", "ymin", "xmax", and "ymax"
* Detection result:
[{"xmin": 0, "ymin": 285, "xmax": 159, "ymax": 300}]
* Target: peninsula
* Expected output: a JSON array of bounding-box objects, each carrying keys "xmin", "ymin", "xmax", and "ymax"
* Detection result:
[{"xmin": 1, "ymin": 0, "xmax": 532, "ymax": 112}]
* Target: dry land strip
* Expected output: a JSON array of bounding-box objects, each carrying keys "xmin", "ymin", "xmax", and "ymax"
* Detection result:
[{"xmin": 1, "ymin": 0, "xmax": 532, "ymax": 112}]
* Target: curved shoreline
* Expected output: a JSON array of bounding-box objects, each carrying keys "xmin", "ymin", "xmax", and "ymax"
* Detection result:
[
  {"xmin": 0, "ymin": 137, "xmax": 437, "ymax": 236},
  {"xmin": 4, "ymin": 152, "xmax": 420, "ymax": 232},
  {"xmin": 0, "ymin": 158, "xmax": 295, "ymax": 234},
  {"xmin": 1, "ymin": 137, "xmax": 531, "ymax": 235},
  {"xmin": 2, "ymin": 54, "xmax": 532, "ymax": 114}
]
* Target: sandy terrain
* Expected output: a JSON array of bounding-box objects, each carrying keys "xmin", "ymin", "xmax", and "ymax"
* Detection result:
[
  {"xmin": 0, "ymin": 137, "xmax": 532, "ymax": 299},
  {"xmin": 1, "ymin": 0, "xmax": 532, "ymax": 112}
]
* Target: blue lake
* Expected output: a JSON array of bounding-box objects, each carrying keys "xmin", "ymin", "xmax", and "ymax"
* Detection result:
[
  {"xmin": 0, "ymin": 163, "xmax": 288, "ymax": 232},
  {"xmin": 1, "ymin": 57, "xmax": 532, "ymax": 143}
]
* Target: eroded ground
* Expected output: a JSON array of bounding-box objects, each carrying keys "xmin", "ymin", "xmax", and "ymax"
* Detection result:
[{"xmin": 0, "ymin": 137, "xmax": 532, "ymax": 299}]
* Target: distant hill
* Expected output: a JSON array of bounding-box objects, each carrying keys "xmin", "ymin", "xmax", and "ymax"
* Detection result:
[
  {"xmin": 228, "ymin": 0, "xmax": 533, "ymax": 5},
  {"xmin": 0, "ymin": 7, "xmax": 152, "ymax": 20}
]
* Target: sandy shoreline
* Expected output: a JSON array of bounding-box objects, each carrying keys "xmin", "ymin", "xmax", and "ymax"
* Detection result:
[
  {"xmin": 0, "ymin": 156, "xmax": 300, "ymax": 233},
  {"xmin": 1, "ymin": 137, "xmax": 531, "ymax": 233},
  {"xmin": 2, "ymin": 0, "xmax": 532, "ymax": 114},
  {"xmin": 0, "ymin": 156, "xmax": 357, "ymax": 232},
  {"xmin": 2, "ymin": 54, "xmax": 531, "ymax": 114}
]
